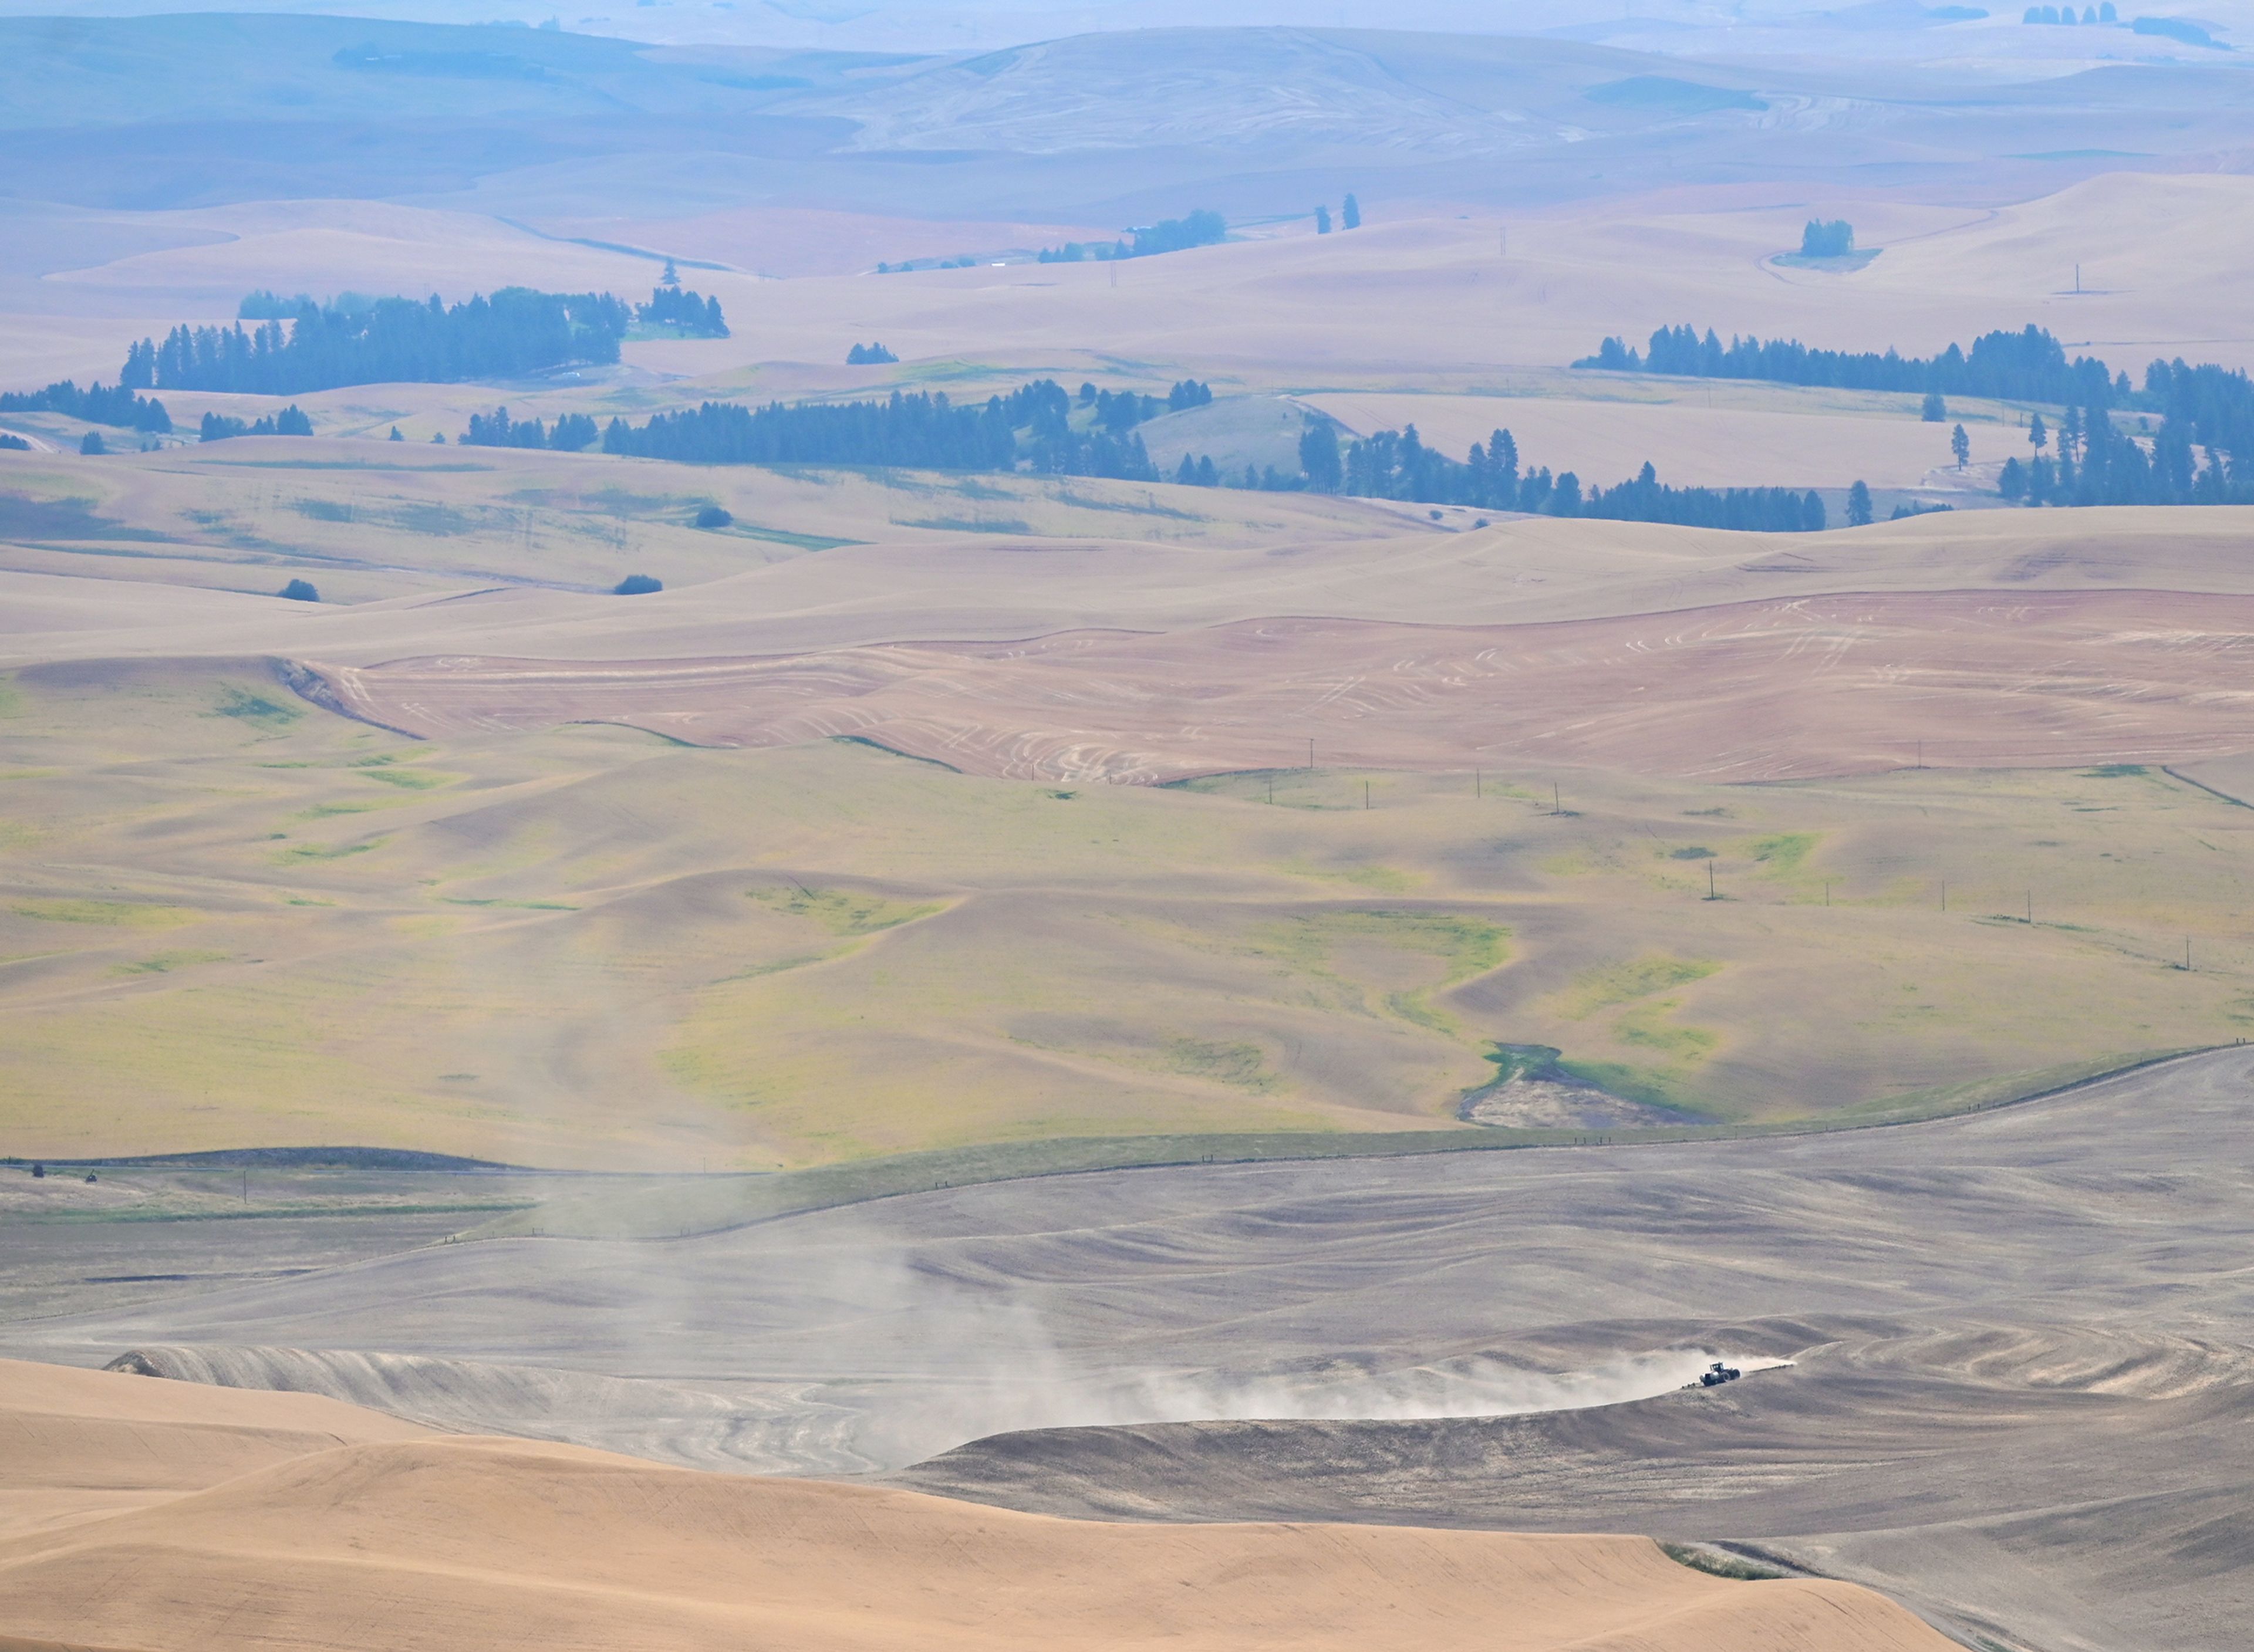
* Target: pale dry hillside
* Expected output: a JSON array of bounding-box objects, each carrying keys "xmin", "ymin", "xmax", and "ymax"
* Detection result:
[
  {"xmin": 2, "ymin": 661, "xmax": 2247, "ymax": 1167},
  {"xmin": 0, "ymin": 1359, "xmax": 1955, "ymax": 1652}
]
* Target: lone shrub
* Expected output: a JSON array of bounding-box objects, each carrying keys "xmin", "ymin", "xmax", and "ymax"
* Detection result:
[
  {"xmin": 693, "ymin": 504, "xmax": 733, "ymax": 528},
  {"xmin": 615, "ymin": 573, "xmax": 663, "ymax": 596},
  {"xmin": 278, "ymin": 577, "xmax": 320, "ymax": 602}
]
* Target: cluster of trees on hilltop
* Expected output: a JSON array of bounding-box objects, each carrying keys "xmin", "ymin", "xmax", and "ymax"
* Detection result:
[
  {"xmin": 117, "ymin": 289, "xmax": 631, "ymax": 396},
  {"xmin": 1799, "ymin": 219, "xmax": 1854, "ymax": 258},
  {"xmin": 600, "ymin": 388, "xmax": 1023, "ymax": 471},
  {"xmin": 1268, "ymin": 421, "xmax": 1821, "ymax": 528},
  {"xmin": 0, "ymin": 379, "xmax": 171, "ymax": 432},
  {"xmin": 636, "ymin": 286, "xmax": 727, "ymax": 337},
  {"xmin": 200, "ymin": 406, "xmax": 312, "ymax": 441},
  {"xmin": 636, "ymin": 263, "xmax": 727, "ymax": 337},
  {"xmin": 1037, "ymin": 210, "xmax": 1227, "ymax": 263},
  {"xmin": 1583, "ymin": 317, "xmax": 2254, "ymax": 509},
  {"xmin": 460, "ymin": 407, "xmax": 601, "ymax": 451},
  {"xmin": 1580, "ymin": 322, "xmax": 2125, "ymax": 407},
  {"xmin": 1996, "ymin": 368, "xmax": 2254, "ymax": 506},
  {"xmin": 561, "ymin": 377, "xmax": 1825, "ymax": 529},
  {"xmin": 592, "ymin": 380, "xmax": 1185, "ymax": 480}
]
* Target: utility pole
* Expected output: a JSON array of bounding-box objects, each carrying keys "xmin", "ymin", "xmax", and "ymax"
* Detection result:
[
  {"xmin": 1552, "ymin": 782, "xmax": 1561, "ymax": 816},
  {"xmin": 1941, "ymin": 881, "xmax": 1947, "ymax": 913},
  {"xmin": 1707, "ymin": 863, "xmax": 1717, "ymax": 901},
  {"xmin": 1308, "ymin": 737, "xmax": 1315, "ymax": 771},
  {"xmin": 1365, "ymin": 781, "xmax": 1371, "ymax": 810}
]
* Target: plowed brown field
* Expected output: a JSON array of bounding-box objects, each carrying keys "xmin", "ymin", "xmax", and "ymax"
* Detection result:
[{"xmin": 309, "ymin": 589, "xmax": 2254, "ymax": 783}]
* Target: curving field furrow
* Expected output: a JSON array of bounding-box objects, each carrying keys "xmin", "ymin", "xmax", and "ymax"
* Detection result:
[{"xmin": 304, "ymin": 590, "xmax": 2254, "ymax": 783}]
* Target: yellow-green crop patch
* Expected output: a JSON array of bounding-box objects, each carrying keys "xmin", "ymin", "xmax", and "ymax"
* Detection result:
[
  {"xmin": 11, "ymin": 898, "xmax": 200, "ymax": 928},
  {"xmin": 273, "ymin": 837, "xmax": 387, "ymax": 863},
  {"xmin": 8, "ymin": 675, "xmax": 2254, "ymax": 1167},
  {"xmin": 744, "ymin": 884, "xmax": 943, "ymax": 935},
  {"xmin": 1560, "ymin": 955, "xmax": 1721, "ymax": 1017},
  {"xmin": 113, "ymin": 950, "xmax": 232, "ymax": 975}
]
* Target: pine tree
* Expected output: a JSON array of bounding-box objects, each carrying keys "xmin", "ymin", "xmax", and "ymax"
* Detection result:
[
  {"xmin": 1847, "ymin": 479, "xmax": 1874, "ymax": 525},
  {"xmin": 1298, "ymin": 423, "xmax": 1343, "ymax": 491},
  {"xmin": 1315, "ymin": 205, "xmax": 1332, "ymax": 235},
  {"xmin": 661, "ymin": 258, "xmax": 680, "ymax": 288},
  {"xmin": 1922, "ymin": 390, "xmax": 1946, "ymax": 421},
  {"xmin": 1952, "ymin": 423, "xmax": 1971, "ymax": 468},
  {"xmin": 79, "ymin": 430, "xmax": 106, "ymax": 455},
  {"xmin": 2029, "ymin": 412, "xmax": 2048, "ymax": 453},
  {"xmin": 1342, "ymin": 194, "xmax": 1361, "ymax": 230}
]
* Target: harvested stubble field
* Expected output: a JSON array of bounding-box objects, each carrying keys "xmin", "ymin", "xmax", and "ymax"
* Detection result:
[
  {"xmin": 4, "ymin": 656, "xmax": 2250, "ymax": 1168},
  {"xmin": 308, "ymin": 589, "xmax": 2254, "ymax": 783}
]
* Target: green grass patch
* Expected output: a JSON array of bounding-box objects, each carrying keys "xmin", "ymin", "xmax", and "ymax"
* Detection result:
[
  {"xmin": 1281, "ymin": 860, "xmax": 1418, "ymax": 892},
  {"xmin": 1162, "ymin": 1037, "xmax": 1280, "ymax": 1091},
  {"xmin": 213, "ymin": 685, "xmax": 303, "ymax": 726},
  {"xmin": 113, "ymin": 950, "xmax": 231, "ymax": 975},
  {"xmin": 274, "ymin": 838, "xmax": 386, "ymax": 863},
  {"xmin": 1659, "ymin": 1543, "xmax": 1789, "ymax": 1582},
  {"xmin": 12, "ymin": 898, "xmax": 198, "ymax": 928},
  {"xmin": 1668, "ymin": 846, "xmax": 1715, "ymax": 860},
  {"xmin": 745, "ymin": 884, "xmax": 942, "ymax": 935},
  {"xmin": 356, "ymin": 768, "xmax": 453, "ymax": 790},
  {"xmin": 718, "ymin": 951, "xmax": 839, "ymax": 982},
  {"xmin": 895, "ymin": 516, "xmax": 1034, "ymax": 534},
  {"xmin": 297, "ymin": 801, "xmax": 389, "ymax": 819},
  {"xmin": 1561, "ymin": 955, "xmax": 1720, "ymax": 1016},
  {"xmin": 439, "ymin": 896, "xmax": 580, "ymax": 911},
  {"xmin": 1749, "ymin": 832, "xmax": 1818, "ymax": 874},
  {"xmin": 728, "ymin": 523, "xmax": 864, "ymax": 551}
]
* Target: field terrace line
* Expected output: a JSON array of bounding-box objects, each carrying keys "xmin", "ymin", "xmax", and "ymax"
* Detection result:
[{"xmin": 296, "ymin": 589, "xmax": 2254, "ymax": 783}]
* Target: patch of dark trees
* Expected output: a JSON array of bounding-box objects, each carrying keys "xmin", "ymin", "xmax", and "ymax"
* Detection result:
[
  {"xmin": 118, "ymin": 289, "xmax": 631, "ymax": 397},
  {"xmin": 571, "ymin": 376, "xmax": 1823, "ymax": 530},
  {"xmin": 1581, "ymin": 321, "xmax": 2254, "ymax": 506},
  {"xmin": 846, "ymin": 343, "xmax": 898, "ymax": 364},
  {"xmin": 200, "ymin": 406, "xmax": 313, "ymax": 441},
  {"xmin": 637, "ymin": 264, "xmax": 727, "ymax": 338},
  {"xmin": 0, "ymin": 380, "xmax": 171, "ymax": 433},
  {"xmin": 598, "ymin": 379, "xmax": 1160, "ymax": 479},
  {"xmin": 1799, "ymin": 219, "xmax": 1854, "ymax": 258},
  {"xmin": 1249, "ymin": 423, "xmax": 1823, "ymax": 529},
  {"xmin": 460, "ymin": 408, "xmax": 601, "ymax": 451},
  {"xmin": 1580, "ymin": 322, "xmax": 2125, "ymax": 406},
  {"xmin": 1037, "ymin": 210, "xmax": 1227, "ymax": 264},
  {"xmin": 588, "ymin": 377, "xmax": 1226, "ymax": 481},
  {"xmin": 0, "ymin": 434, "xmax": 28, "ymax": 451}
]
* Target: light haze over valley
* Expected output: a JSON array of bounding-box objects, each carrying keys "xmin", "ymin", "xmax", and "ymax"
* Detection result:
[{"xmin": 3, "ymin": 3, "xmax": 2253, "ymax": 1650}]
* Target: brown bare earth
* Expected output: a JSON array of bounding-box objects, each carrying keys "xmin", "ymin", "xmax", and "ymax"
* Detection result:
[
  {"xmin": 0, "ymin": 1359, "xmax": 1956, "ymax": 1652},
  {"xmin": 309, "ymin": 589, "xmax": 2254, "ymax": 783}
]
